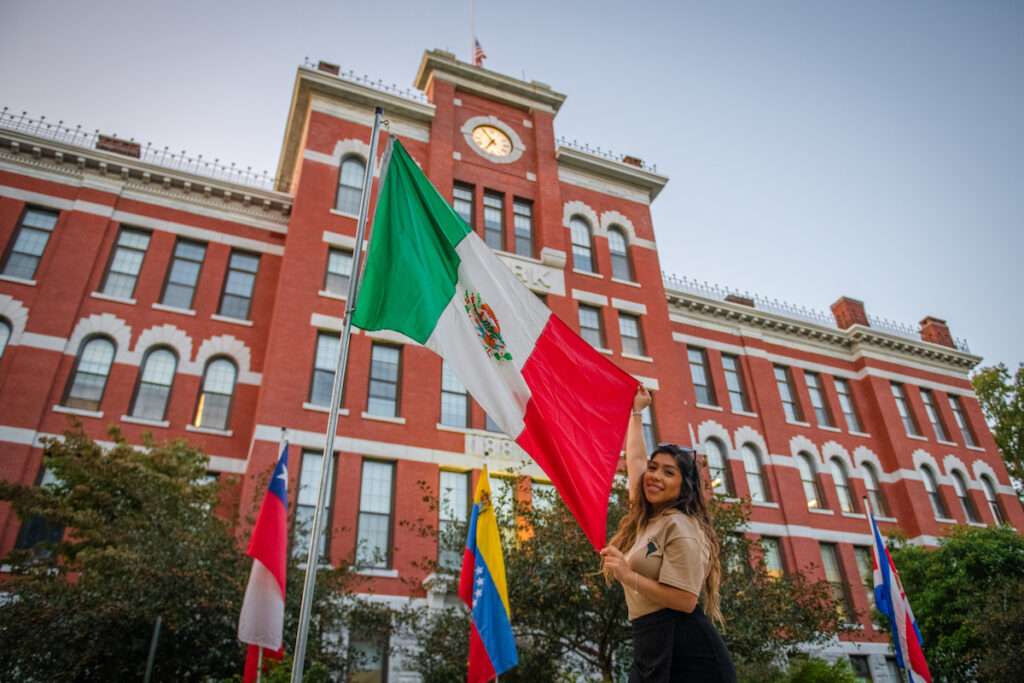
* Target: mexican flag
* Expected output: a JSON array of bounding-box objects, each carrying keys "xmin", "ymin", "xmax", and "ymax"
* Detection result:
[{"xmin": 352, "ymin": 138, "xmax": 637, "ymax": 550}]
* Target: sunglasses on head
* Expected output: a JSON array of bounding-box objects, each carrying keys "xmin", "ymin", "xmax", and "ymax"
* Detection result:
[{"xmin": 654, "ymin": 442, "xmax": 697, "ymax": 459}]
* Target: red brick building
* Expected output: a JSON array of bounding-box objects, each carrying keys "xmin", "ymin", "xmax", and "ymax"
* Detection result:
[{"xmin": 0, "ymin": 51, "xmax": 1019, "ymax": 681}]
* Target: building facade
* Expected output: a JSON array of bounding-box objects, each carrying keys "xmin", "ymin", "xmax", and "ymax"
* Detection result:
[{"xmin": 0, "ymin": 50, "xmax": 1019, "ymax": 681}]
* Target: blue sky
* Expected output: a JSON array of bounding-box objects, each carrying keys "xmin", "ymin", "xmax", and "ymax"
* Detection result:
[{"xmin": 2, "ymin": 0, "xmax": 1022, "ymax": 370}]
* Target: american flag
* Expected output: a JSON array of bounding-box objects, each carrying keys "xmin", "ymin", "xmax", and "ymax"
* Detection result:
[{"xmin": 473, "ymin": 38, "xmax": 486, "ymax": 67}]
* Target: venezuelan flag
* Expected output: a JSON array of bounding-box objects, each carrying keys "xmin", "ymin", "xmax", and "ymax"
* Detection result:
[{"xmin": 458, "ymin": 467, "xmax": 518, "ymax": 683}]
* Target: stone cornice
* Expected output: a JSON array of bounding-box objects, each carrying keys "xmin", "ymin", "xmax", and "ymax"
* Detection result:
[
  {"xmin": 414, "ymin": 49, "xmax": 567, "ymax": 114},
  {"xmin": 556, "ymin": 146, "xmax": 669, "ymax": 202},
  {"xmin": 666, "ymin": 289, "xmax": 981, "ymax": 371},
  {"xmin": 0, "ymin": 129, "xmax": 292, "ymax": 218},
  {"xmin": 276, "ymin": 67, "xmax": 436, "ymax": 193}
]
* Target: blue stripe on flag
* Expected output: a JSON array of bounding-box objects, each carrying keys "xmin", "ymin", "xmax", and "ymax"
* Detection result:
[
  {"xmin": 267, "ymin": 445, "xmax": 289, "ymax": 506},
  {"xmin": 470, "ymin": 549, "xmax": 518, "ymax": 674}
]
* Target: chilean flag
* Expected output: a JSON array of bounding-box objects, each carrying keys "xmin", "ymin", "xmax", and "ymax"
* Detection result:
[
  {"xmin": 458, "ymin": 468, "xmax": 517, "ymax": 683},
  {"xmin": 868, "ymin": 504, "xmax": 931, "ymax": 682},
  {"xmin": 238, "ymin": 443, "xmax": 289, "ymax": 682}
]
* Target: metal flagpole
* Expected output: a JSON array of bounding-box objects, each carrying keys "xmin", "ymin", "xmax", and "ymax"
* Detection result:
[
  {"xmin": 471, "ymin": 2, "xmax": 475, "ymax": 63},
  {"xmin": 256, "ymin": 647, "xmax": 263, "ymax": 683},
  {"xmin": 290, "ymin": 106, "xmax": 385, "ymax": 683}
]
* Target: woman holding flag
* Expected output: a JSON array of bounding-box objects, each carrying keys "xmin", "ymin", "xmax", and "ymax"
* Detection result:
[{"xmin": 601, "ymin": 386, "xmax": 736, "ymax": 682}]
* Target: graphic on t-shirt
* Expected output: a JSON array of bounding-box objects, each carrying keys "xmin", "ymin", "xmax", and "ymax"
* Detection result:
[{"xmin": 645, "ymin": 538, "xmax": 658, "ymax": 558}]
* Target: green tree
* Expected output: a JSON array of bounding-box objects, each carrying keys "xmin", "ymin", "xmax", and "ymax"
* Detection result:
[
  {"xmin": 0, "ymin": 423, "xmax": 396, "ymax": 682},
  {"xmin": 405, "ymin": 477, "xmax": 852, "ymax": 682},
  {"xmin": 888, "ymin": 524, "xmax": 1024, "ymax": 682},
  {"xmin": 972, "ymin": 362, "xmax": 1024, "ymax": 499},
  {"xmin": 0, "ymin": 424, "xmax": 248, "ymax": 681}
]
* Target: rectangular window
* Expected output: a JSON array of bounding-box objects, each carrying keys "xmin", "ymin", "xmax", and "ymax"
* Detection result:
[
  {"xmin": 948, "ymin": 395, "xmax": 977, "ymax": 447},
  {"xmin": 309, "ymin": 331, "xmax": 340, "ymax": 406},
  {"xmin": 532, "ymin": 480, "xmax": 556, "ymax": 516},
  {"xmin": 775, "ymin": 365, "xmax": 804, "ymax": 422},
  {"xmin": 218, "ymin": 250, "xmax": 259, "ymax": 319},
  {"xmin": 439, "ymin": 470, "xmax": 470, "ymax": 568},
  {"xmin": 160, "ymin": 239, "xmax": 206, "ymax": 310},
  {"xmin": 853, "ymin": 545, "xmax": 877, "ymax": 622},
  {"xmin": 293, "ymin": 450, "xmax": 334, "ymax": 559},
  {"xmin": 920, "ymin": 389, "xmax": 950, "ymax": 441},
  {"xmin": 849, "ymin": 655, "xmax": 873, "ymax": 681},
  {"xmin": 367, "ymin": 344, "xmax": 401, "ymax": 417},
  {"xmin": 642, "ymin": 395, "xmax": 657, "ymax": 448},
  {"xmin": 356, "ymin": 460, "xmax": 395, "ymax": 568},
  {"xmin": 14, "ymin": 467, "xmax": 63, "ymax": 558},
  {"xmin": 2, "ymin": 207, "xmax": 59, "ymax": 280},
  {"xmin": 453, "ymin": 183, "xmax": 474, "ymax": 226},
  {"xmin": 483, "ymin": 192, "xmax": 504, "ymax": 251},
  {"xmin": 485, "ymin": 413, "xmax": 501, "ymax": 433},
  {"xmin": 805, "ymin": 372, "xmax": 835, "ymax": 427},
  {"xmin": 834, "ymin": 378, "xmax": 864, "ymax": 433},
  {"xmin": 761, "ymin": 536, "xmax": 785, "ymax": 579},
  {"xmin": 489, "ymin": 474, "xmax": 516, "ymax": 537},
  {"xmin": 688, "ymin": 348, "xmax": 717, "ymax": 406},
  {"xmin": 578, "ymin": 304, "xmax": 604, "ymax": 348},
  {"xmin": 324, "ymin": 247, "xmax": 353, "ymax": 296},
  {"xmin": 721, "ymin": 354, "xmax": 751, "ymax": 413},
  {"xmin": 101, "ymin": 227, "xmax": 150, "ymax": 298},
  {"xmin": 618, "ymin": 312, "xmax": 645, "ymax": 356},
  {"xmin": 440, "ymin": 361, "xmax": 470, "ymax": 427},
  {"xmin": 819, "ymin": 543, "xmax": 853, "ymax": 622},
  {"xmin": 512, "ymin": 198, "xmax": 533, "ymax": 258},
  {"xmin": 890, "ymin": 383, "xmax": 921, "ymax": 436}
]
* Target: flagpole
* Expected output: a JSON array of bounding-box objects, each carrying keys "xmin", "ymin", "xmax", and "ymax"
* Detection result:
[
  {"xmin": 256, "ymin": 647, "xmax": 263, "ymax": 683},
  {"xmin": 290, "ymin": 106, "xmax": 385, "ymax": 683},
  {"xmin": 471, "ymin": 2, "xmax": 475, "ymax": 63},
  {"xmin": 864, "ymin": 496, "xmax": 909, "ymax": 683}
]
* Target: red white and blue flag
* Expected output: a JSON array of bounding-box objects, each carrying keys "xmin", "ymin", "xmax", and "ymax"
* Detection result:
[
  {"xmin": 238, "ymin": 442, "xmax": 290, "ymax": 682},
  {"xmin": 459, "ymin": 468, "xmax": 517, "ymax": 683},
  {"xmin": 868, "ymin": 505, "xmax": 931, "ymax": 683},
  {"xmin": 473, "ymin": 38, "xmax": 487, "ymax": 67}
]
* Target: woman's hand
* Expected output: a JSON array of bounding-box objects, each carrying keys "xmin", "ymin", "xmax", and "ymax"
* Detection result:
[
  {"xmin": 633, "ymin": 385, "xmax": 652, "ymax": 414},
  {"xmin": 600, "ymin": 545, "xmax": 630, "ymax": 584}
]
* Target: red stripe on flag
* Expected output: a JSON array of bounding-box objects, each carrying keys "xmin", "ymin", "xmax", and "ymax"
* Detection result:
[
  {"xmin": 243, "ymin": 643, "xmax": 283, "ymax": 683},
  {"xmin": 517, "ymin": 314, "xmax": 638, "ymax": 550},
  {"xmin": 468, "ymin": 622, "xmax": 497, "ymax": 683},
  {"xmin": 247, "ymin": 494, "xmax": 288, "ymax": 595},
  {"xmin": 458, "ymin": 546, "xmax": 476, "ymax": 606},
  {"xmin": 904, "ymin": 611, "xmax": 931, "ymax": 681}
]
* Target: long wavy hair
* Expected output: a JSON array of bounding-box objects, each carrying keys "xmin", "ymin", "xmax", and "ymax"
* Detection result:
[{"xmin": 605, "ymin": 444, "xmax": 724, "ymax": 626}]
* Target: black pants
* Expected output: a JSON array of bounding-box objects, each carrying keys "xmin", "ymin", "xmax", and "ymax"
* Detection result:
[{"xmin": 629, "ymin": 606, "xmax": 736, "ymax": 682}]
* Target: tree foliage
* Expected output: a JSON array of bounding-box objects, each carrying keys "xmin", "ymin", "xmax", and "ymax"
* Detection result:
[
  {"xmin": 405, "ymin": 476, "xmax": 852, "ymax": 681},
  {"xmin": 0, "ymin": 423, "xmax": 395, "ymax": 682},
  {"xmin": 972, "ymin": 362, "xmax": 1024, "ymax": 498},
  {"xmin": 888, "ymin": 524, "xmax": 1024, "ymax": 682}
]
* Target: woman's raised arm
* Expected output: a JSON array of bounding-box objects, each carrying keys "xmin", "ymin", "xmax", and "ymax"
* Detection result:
[{"xmin": 625, "ymin": 385, "xmax": 651, "ymax": 499}]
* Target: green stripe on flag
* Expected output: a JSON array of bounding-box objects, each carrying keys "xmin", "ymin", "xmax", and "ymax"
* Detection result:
[{"xmin": 352, "ymin": 139, "xmax": 472, "ymax": 343}]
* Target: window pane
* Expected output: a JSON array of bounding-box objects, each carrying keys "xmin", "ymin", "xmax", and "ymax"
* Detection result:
[
  {"xmin": 367, "ymin": 345, "xmax": 400, "ymax": 417},
  {"xmin": 806, "ymin": 372, "xmax": 835, "ymax": 427},
  {"xmin": 704, "ymin": 439, "xmax": 732, "ymax": 496},
  {"xmin": 513, "ymin": 199, "xmax": 532, "ymax": 257},
  {"xmin": 569, "ymin": 217, "xmax": 593, "ymax": 272},
  {"xmin": 309, "ymin": 332, "xmax": 339, "ymax": 406},
  {"xmin": 161, "ymin": 241, "xmax": 205, "ymax": 309},
  {"xmin": 921, "ymin": 466, "xmax": 947, "ymax": 519},
  {"xmin": 66, "ymin": 338, "xmax": 115, "ymax": 409},
  {"xmin": 294, "ymin": 451, "xmax": 333, "ymax": 559},
  {"xmin": 722, "ymin": 355, "xmax": 751, "ymax": 413},
  {"xmin": 195, "ymin": 359, "xmax": 236, "ymax": 429},
  {"xmin": 948, "ymin": 395, "xmax": 977, "ymax": 447},
  {"xmin": 440, "ymin": 362, "xmax": 469, "ymax": 427},
  {"xmin": 981, "ymin": 476, "xmax": 1005, "ymax": 524},
  {"xmin": 325, "ymin": 248, "xmax": 353, "ymax": 295},
  {"xmin": 618, "ymin": 313, "xmax": 644, "ymax": 355},
  {"xmin": 742, "ymin": 444, "xmax": 768, "ymax": 502},
  {"xmin": 336, "ymin": 157, "xmax": 365, "ymax": 215},
  {"xmin": 357, "ymin": 461, "xmax": 393, "ymax": 568},
  {"xmin": 439, "ymin": 470, "xmax": 469, "ymax": 568},
  {"xmin": 453, "ymin": 184, "xmax": 474, "ymax": 225},
  {"xmin": 862, "ymin": 463, "xmax": 888, "ymax": 518},
  {"xmin": 0, "ymin": 319, "xmax": 10, "ymax": 358},
  {"xmin": 2, "ymin": 209, "xmax": 59, "ymax": 279},
  {"xmin": 797, "ymin": 454, "xmax": 822, "ymax": 509},
  {"xmin": 920, "ymin": 389, "xmax": 950, "ymax": 441},
  {"xmin": 891, "ymin": 383, "xmax": 920, "ymax": 436},
  {"xmin": 835, "ymin": 378, "xmax": 863, "ymax": 433},
  {"xmin": 131, "ymin": 348, "xmax": 176, "ymax": 420},
  {"xmin": 608, "ymin": 228, "xmax": 631, "ymax": 280},
  {"xmin": 829, "ymin": 458, "xmax": 856, "ymax": 513},
  {"xmin": 688, "ymin": 348, "xmax": 717, "ymax": 406},
  {"xmin": 775, "ymin": 366, "xmax": 803, "ymax": 422},
  {"xmin": 578, "ymin": 305, "xmax": 603, "ymax": 348},
  {"xmin": 762, "ymin": 537, "xmax": 784, "ymax": 578},
  {"xmin": 483, "ymin": 193, "xmax": 503, "ymax": 250},
  {"xmin": 951, "ymin": 471, "xmax": 979, "ymax": 523}
]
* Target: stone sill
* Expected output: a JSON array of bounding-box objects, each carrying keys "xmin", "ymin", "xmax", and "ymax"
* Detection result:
[
  {"xmin": 0, "ymin": 274, "xmax": 36, "ymax": 286},
  {"xmin": 356, "ymin": 567, "xmax": 399, "ymax": 578},
  {"xmin": 611, "ymin": 277, "xmax": 640, "ymax": 288},
  {"xmin": 211, "ymin": 314, "xmax": 253, "ymax": 327},
  {"xmin": 696, "ymin": 403, "xmax": 723, "ymax": 412},
  {"xmin": 53, "ymin": 405, "xmax": 102, "ymax": 418},
  {"xmin": 186, "ymin": 424, "xmax": 233, "ymax": 437},
  {"xmin": 318, "ymin": 289, "xmax": 348, "ymax": 302},
  {"xmin": 90, "ymin": 291, "xmax": 135, "ymax": 305},
  {"xmin": 572, "ymin": 269, "xmax": 602, "ymax": 279},
  {"xmin": 120, "ymin": 415, "xmax": 169, "ymax": 428},
  {"xmin": 621, "ymin": 352, "xmax": 653, "ymax": 363},
  {"xmin": 152, "ymin": 302, "xmax": 196, "ymax": 316},
  {"xmin": 361, "ymin": 412, "xmax": 406, "ymax": 425},
  {"xmin": 302, "ymin": 403, "xmax": 349, "ymax": 415}
]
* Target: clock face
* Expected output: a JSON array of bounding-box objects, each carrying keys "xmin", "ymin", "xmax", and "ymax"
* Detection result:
[{"xmin": 472, "ymin": 125, "xmax": 513, "ymax": 157}]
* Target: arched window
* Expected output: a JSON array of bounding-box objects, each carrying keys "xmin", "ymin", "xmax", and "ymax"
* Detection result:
[
  {"xmin": 742, "ymin": 443, "xmax": 770, "ymax": 503},
  {"xmin": 829, "ymin": 458, "xmax": 857, "ymax": 513},
  {"xmin": 951, "ymin": 471, "xmax": 979, "ymax": 523},
  {"xmin": 130, "ymin": 347, "xmax": 178, "ymax": 421},
  {"xmin": 63, "ymin": 336, "xmax": 115, "ymax": 411},
  {"xmin": 796, "ymin": 453, "xmax": 823, "ymax": 509},
  {"xmin": 607, "ymin": 226, "xmax": 632, "ymax": 281},
  {"xmin": 980, "ymin": 475, "xmax": 1005, "ymax": 524},
  {"xmin": 861, "ymin": 462, "xmax": 888, "ymax": 517},
  {"xmin": 569, "ymin": 216, "xmax": 595, "ymax": 273},
  {"xmin": 704, "ymin": 439, "xmax": 733, "ymax": 496},
  {"xmin": 920, "ymin": 465, "xmax": 948, "ymax": 519},
  {"xmin": 0, "ymin": 317, "xmax": 11, "ymax": 359},
  {"xmin": 335, "ymin": 156, "xmax": 365, "ymax": 215},
  {"xmin": 193, "ymin": 357, "xmax": 237, "ymax": 430}
]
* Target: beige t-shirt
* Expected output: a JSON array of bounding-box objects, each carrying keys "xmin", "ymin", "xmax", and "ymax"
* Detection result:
[{"xmin": 623, "ymin": 509, "xmax": 710, "ymax": 620}]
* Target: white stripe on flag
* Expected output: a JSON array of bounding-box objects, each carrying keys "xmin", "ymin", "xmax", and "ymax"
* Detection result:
[{"xmin": 237, "ymin": 558, "xmax": 284, "ymax": 650}]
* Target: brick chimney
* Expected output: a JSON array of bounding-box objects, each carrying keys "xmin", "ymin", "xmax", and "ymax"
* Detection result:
[
  {"xmin": 830, "ymin": 297, "xmax": 869, "ymax": 329},
  {"xmin": 919, "ymin": 316, "xmax": 955, "ymax": 348}
]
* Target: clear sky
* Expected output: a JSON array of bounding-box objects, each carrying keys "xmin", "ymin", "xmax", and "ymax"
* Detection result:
[{"xmin": 2, "ymin": 0, "xmax": 1022, "ymax": 370}]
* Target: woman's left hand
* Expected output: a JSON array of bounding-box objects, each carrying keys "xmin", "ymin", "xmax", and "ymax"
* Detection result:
[{"xmin": 599, "ymin": 546, "xmax": 630, "ymax": 584}]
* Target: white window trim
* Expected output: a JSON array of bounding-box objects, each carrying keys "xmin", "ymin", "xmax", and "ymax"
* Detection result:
[
  {"xmin": 53, "ymin": 405, "xmax": 102, "ymax": 418},
  {"xmin": 120, "ymin": 415, "xmax": 170, "ymax": 428},
  {"xmin": 210, "ymin": 314, "xmax": 254, "ymax": 327},
  {"xmin": 361, "ymin": 412, "xmax": 406, "ymax": 425}
]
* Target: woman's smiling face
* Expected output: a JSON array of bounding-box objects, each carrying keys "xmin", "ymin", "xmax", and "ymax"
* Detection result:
[{"xmin": 643, "ymin": 452, "xmax": 682, "ymax": 509}]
